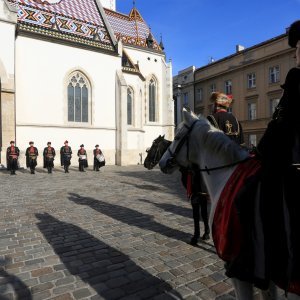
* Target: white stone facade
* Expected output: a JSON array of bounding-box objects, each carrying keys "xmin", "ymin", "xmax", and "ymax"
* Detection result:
[{"xmin": 0, "ymin": 0, "xmax": 174, "ymax": 167}]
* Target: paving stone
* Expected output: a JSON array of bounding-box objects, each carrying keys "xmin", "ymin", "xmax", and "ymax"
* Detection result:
[{"xmin": 1, "ymin": 166, "xmax": 289, "ymax": 300}]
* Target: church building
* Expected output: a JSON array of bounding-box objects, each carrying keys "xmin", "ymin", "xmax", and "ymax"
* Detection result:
[{"xmin": 0, "ymin": 0, "xmax": 174, "ymax": 167}]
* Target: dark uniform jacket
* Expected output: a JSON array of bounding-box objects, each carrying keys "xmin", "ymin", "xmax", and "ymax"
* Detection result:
[
  {"xmin": 43, "ymin": 147, "xmax": 56, "ymax": 168},
  {"xmin": 6, "ymin": 146, "xmax": 20, "ymax": 170},
  {"xmin": 207, "ymin": 111, "xmax": 245, "ymax": 146},
  {"xmin": 77, "ymin": 149, "xmax": 88, "ymax": 168},
  {"xmin": 25, "ymin": 146, "xmax": 38, "ymax": 168},
  {"xmin": 60, "ymin": 146, "xmax": 72, "ymax": 166}
]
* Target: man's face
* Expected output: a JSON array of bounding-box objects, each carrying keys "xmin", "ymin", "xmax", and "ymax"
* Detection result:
[{"xmin": 296, "ymin": 41, "xmax": 300, "ymax": 67}]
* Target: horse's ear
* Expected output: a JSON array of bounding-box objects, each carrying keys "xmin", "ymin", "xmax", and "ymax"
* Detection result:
[
  {"xmin": 182, "ymin": 107, "xmax": 197, "ymax": 124},
  {"xmin": 162, "ymin": 134, "xmax": 165, "ymax": 138}
]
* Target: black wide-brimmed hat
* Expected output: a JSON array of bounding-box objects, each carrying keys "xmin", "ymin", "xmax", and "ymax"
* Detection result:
[
  {"xmin": 288, "ymin": 20, "xmax": 300, "ymax": 48},
  {"xmin": 80, "ymin": 144, "xmax": 84, "ymax": 147}
]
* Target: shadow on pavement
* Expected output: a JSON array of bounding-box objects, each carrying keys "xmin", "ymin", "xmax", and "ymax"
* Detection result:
[
  {"xmin": 68, "ymin": 193, "xmax": 216, "ymax": 255},
  {"xmin": 115, "ymin": 169, "xmax": 184, "ymax": 197},
  {"xmin": 35, "ymin": 213, "xmax": 183, "ymax": 299},
  {"xmin": 0, "ymin": 259, "xmax": 32, "ymax": 300},
  {"xmin": 138, "ymin": 198, "xmax": 192, "ymax": 219}
]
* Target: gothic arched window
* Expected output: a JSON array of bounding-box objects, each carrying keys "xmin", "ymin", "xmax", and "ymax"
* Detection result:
[
  {"xmin": 68, "ymin": 72, "xmax": 90, "ymax": 123},
  {"xmin": 127, "ymin": 87, "xmax": 134, "ymax": 125},
  {"xmin": 149, "ymin": 78, "xmax": 157, "ymax": 122}
]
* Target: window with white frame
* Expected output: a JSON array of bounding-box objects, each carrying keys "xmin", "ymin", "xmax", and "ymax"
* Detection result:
[
  {"xmin": 247, "ymin": 73, "xmax": 256, "ymax": 88},
  {"xmin": 248, "ymin": 103, "xmax": 257, "ymax": 120},
  {"xmin": 270, "ymin": 98, "xmax": 280, "ymax": 116},
  {"xmin": 269, "ymin": 66, "xmax": 280, "ymax": 83},
  {"xmin": 210, "ymin": 83, "xmax": 216, "ymax": 93},
  {"xmin": 196, "ymin": 88, "xmax": 203, "ymax": 104},
  {"xmin": 127, "ymin": 87, "xmax": 134, "ymax": 125},
  {"xmin": 225, "ymin": 80, "xmax": 232, "ymax": 94},
  {"xmin": 68, "ymin": 72, "xmax": 90, "ymax": 123},
  {"xmin": 249, "ymin": 134, "xmax": 257, "ymax": 147},
  {"xmin": 149, "ymin": 78, "xmax": 157, "ymax": 122}
]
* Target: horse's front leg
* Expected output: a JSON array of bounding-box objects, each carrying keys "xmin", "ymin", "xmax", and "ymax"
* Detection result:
[
  {"xmin": 231, "ymin": 278, "xmax": 254, "ymax": 300},
  {"xmin": 259, "ymin": 281, "xmax": 278, "ymax": 300},
  {"xmin": 232, "ymin": 278, "xmax": 279, "ymax": 300}
]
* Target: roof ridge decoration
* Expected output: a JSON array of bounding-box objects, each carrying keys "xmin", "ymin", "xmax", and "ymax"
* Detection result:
[
  {"xmin": 8, "ymin": 0, "xmax": 117, "ymax": 52},
  {"xmin": 104, "ymin": 6, "xmax": 163, "ymax": 52}
]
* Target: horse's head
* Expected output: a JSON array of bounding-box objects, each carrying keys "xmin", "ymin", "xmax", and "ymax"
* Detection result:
[
  {"xmin": 144, "ymin": 135, "xmax": 171, "ymax": 170},
  {"xmin": 159, "ymin": 108, "xmax": 201, "ymax": 174}
]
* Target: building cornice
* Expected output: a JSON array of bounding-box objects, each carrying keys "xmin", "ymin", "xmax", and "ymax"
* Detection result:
[
  {"xmin": 17, "ymin": 24, "xmax": 119, "ymax": 56},
  {"xmin": 194, "ymin": 47, "xmax": 294, "ymax": 84}
]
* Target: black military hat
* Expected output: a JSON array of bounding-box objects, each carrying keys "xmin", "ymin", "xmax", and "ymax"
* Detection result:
[
  {"xmin": 288, "ymin": 20, "xmax": 300, "ymax": 48},
  {"xmin": 95, "ymin": 144, "xmax": 99, "ymax": 147},
  {"xmin": 80, "ymin": 144, "xmax": 84, "ymax": 147},
  {"xmin": 29, "ymin": 141, "xmax": 34, "ymax": 145},
  {"xmin": 10, "ymin": 141, "xmax": 15, "ymax": 144}
]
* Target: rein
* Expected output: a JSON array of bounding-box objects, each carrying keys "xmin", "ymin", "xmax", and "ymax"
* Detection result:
[
  {"xmin": 198, "ymin": 156, "xmax": 253, "ymax": 174},
  {"xmin": 167, "ymin": 119, "xmax": 253, "ymax": 174}
]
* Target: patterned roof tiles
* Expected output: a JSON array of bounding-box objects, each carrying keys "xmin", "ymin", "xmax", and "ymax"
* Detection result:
[
  {"xmin": 7, "ymin": 0, "xmax": 115, "ymax": 51},
  {"xmin": 6, "ymin": 0, "xmax": 162, "ymax": 52},
  {"xmin": 104, "ymin": 7, "xmax": 161, "ymax": 51}
]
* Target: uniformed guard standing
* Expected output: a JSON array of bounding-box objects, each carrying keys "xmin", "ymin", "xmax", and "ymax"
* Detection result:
[
  {"xmin": 25, "ymin": 141, "xmax": 38, "ymax": 174},
  {"xmin": 6, "ymin": 141, "xmax": 20, "ymax": 175},
  {"xmin": 60, "ymin": 140, "xmax": 72, "ymax": 173},
  {"xmin": 77, "ymin": 144, "xmax": 88, "ymax": 172},
  {"xmin": 93, "ymin": 144, "xmax": 105, "ymax": 172},
  {"xmin": 43, "ymin": 142, "xmax": 56, "ymax": 174}
]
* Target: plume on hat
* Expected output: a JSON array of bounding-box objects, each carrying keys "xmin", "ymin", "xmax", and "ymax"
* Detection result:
[{"xmin": 210, "ymin": 92, "xmax": 232, "ymax": 108}]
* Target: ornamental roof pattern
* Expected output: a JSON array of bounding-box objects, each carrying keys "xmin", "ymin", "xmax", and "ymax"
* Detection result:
[
  {"xmin": 6, "ymin": 0, "xmax": 162, "ymax": 52},
  {"xmin": 6, "ymin": 0, "xmax": 114, "ymax": 51},
  {"xmin": 104, "ymin": 7, "xmax": 161, "ymax": 51}
]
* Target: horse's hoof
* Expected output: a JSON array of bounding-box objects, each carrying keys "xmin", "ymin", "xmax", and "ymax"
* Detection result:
[
  {"xmin": 189, "ymin": 237, "xmax": 199, "ymax": 246},
  {"xmin": 201, "ymin": 233, "xmax": 210, "ymax": 241}
]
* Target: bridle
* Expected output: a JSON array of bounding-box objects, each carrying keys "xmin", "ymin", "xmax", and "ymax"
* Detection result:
[
  {"xmin": 146, "ymin": 138, "xmax": 171, "ymax": 169},
  {"xmin": 166, "ymin": 120, "xmax": 198, "ymax": 169},
  {"xmin": 166, "ymin": 119, "xmax": 252, "ymax": 173}
]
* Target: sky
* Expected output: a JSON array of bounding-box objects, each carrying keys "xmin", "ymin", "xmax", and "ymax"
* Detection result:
[{"xmin": 116, "ymin": 0, "xmax": 300, "ymax": 75}]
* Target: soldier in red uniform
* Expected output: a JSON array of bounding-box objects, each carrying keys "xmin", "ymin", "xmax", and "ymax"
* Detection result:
[
  {"xmin": 60, "ymin": 140, "xmax": 72, "ymax": 173},
  {"xmin": 93, "ymin": 144, "xmax": 105, "ymax": 171},
  {"xmin": 43, "ymin": 142, "xmax": 56, "ymax": 174},
  {"xmin": 77, "ymin": 144, "xmax": 88, "ymax": 172},
  {"xmin": 6, "ymin": 141, "xmax": 20, "ymax": 175},
  {"xmin": 25, "ymin": 141, "xmax": 39, "ymax": 174}
]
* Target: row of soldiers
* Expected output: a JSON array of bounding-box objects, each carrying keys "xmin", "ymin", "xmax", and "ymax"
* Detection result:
[{"xmin": 6, "ymin": 140, "xmax": 105, "ymax": 175}]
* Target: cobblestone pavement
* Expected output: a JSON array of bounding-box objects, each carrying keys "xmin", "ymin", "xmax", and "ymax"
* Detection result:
[{"xmin": 0, "ymin": 165, "xmax": 287, "ymax": 300}]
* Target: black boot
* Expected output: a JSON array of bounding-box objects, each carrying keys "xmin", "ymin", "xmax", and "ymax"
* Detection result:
[
  {"xmin": 201, "ymin": 232, "xmax": 210, "ymax": 241},
  {"xmin": 190, "ymin": 235, "xmax": 199, "ymax": 246}
]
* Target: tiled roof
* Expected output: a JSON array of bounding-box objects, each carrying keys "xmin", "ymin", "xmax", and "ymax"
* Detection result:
[
  {"xmin": 6, "ymin": 0, "xmax": 162, "ymax": 52},
  {"xmin": 104, "ymin": 7, "xmax": 161, "ymax": 51},
  {"xmin": 7, "ymin": 0, "xmax": 115, "ymax": 51}
]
